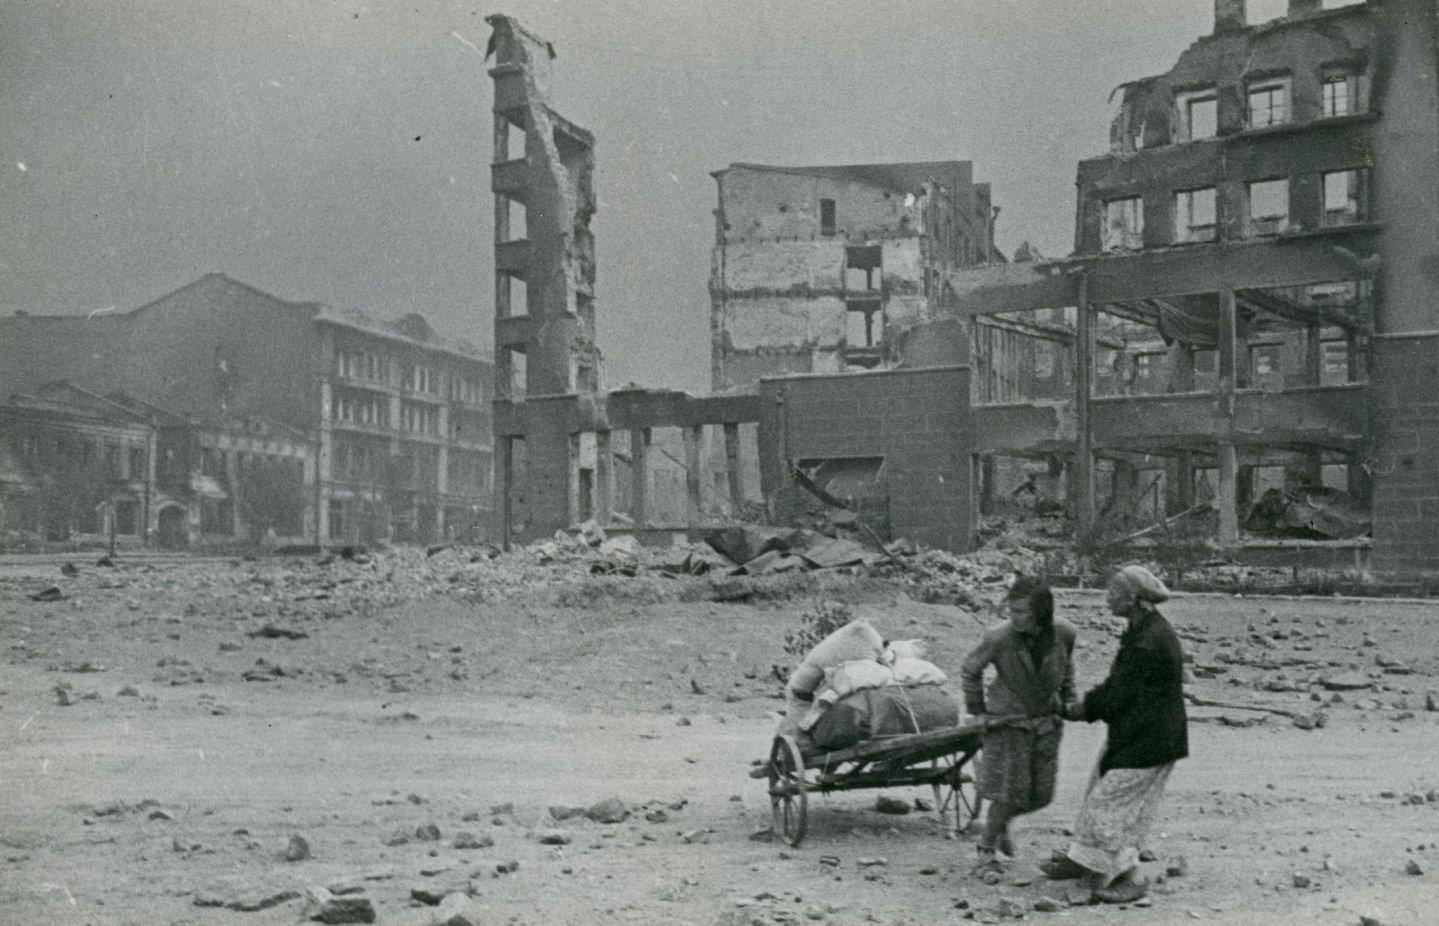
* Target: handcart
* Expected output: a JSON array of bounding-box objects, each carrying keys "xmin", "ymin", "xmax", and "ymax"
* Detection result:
[{"xmin": 762, "ymin": 720, "xmax": 989, "ymax": 847}]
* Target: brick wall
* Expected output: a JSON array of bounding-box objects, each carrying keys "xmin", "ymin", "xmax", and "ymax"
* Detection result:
[
  {"xmin": 758, "ymin": 366, "xmax": 974, "ymax": 550},
  {"xmin": 1371, "ymin": 333, "xmax": 1439, "ymax": 578}
]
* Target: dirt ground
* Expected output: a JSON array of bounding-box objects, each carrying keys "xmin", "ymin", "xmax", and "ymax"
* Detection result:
[{"xmin": 1, "ymin": 547, "xmax": 1436, "ymax": 926}]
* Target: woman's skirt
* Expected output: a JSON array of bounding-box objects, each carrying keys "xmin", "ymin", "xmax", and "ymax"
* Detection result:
[{"xmin": 1065, "ymin": 759, "xmax": 1175, "ymax": 886}]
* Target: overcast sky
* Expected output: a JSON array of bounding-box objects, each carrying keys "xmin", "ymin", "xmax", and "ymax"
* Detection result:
[{"xmin": 2, "ymin": 0, "xmax": 1329, "ymax": 392}]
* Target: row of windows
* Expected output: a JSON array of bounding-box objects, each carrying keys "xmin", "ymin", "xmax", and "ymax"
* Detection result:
[
  {"xmin": 1101, "ymin": 168, "xmax": 1367, "ymax": 251},
  {"xmin": 334, "ymin": 395, "xmax": 387, "ymax": 427},
  {"xmin": 402, "ymin": 402, "xmax": 439, "ymax": 436},
  {"xmin": 15, "ymin": 433, "xmax": 149, "ymax": 481},
  {"xmin": 336, "ymin": 350, "xmax": 482, "ymax": 402},
  {"xmin": 1169, "ymin": 71, "xmax": 1361, "ymax": 145}
]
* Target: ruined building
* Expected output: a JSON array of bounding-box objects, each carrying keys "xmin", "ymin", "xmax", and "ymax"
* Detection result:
[
  {"xmin": 710, "ymin": 162, "xmax": 998, "ymax": 392},
  {"xmin": 0, "ymin": 275, "xmax": 494, "ymax": 547},
  {"xmin": 942, "ymin": 0, "xmax": 1439, "ymax": 577}
]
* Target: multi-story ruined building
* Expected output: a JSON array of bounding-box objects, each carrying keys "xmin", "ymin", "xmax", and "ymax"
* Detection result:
[
  {"xmin": 943, "ymin": 0, "xmax": 1439, "ymax": 576},
  {"xmin": 709, "ymin": 161, "xmax": 998, "ymax": 392},
  {"xmin": 0, "ymin": 274, "xmax": 494, "ymax": 546}
]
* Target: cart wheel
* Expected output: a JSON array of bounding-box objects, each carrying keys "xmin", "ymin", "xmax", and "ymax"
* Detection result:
[{"xmin": 768, "ymin": 735, "xmax": 807, "ymax": 847}]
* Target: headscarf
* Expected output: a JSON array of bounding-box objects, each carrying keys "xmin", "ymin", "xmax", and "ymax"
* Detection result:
[{"xmin": 1109, "ymin": 565, "xmax": 1170, "ymax": 605}]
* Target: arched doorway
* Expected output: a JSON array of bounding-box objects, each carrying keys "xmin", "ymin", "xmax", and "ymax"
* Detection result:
[{"xmin": 156, "ymin": 505, "xmax": 188, "ymax": 549}]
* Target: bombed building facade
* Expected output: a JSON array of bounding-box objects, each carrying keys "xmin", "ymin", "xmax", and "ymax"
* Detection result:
[
  {"xmin": 943, "ymin": 0, "xmax": 1439, "ymax": 577},
  {"xmin": 710, "ymin": 162, "xmax": 998, "ymax": 392},
  {"xmin": 0, "ymin": 274, "xmax": 495, "ymax": 547},
  {"xmin": 493, "ymin": 1, "xmax": 1439, "ymax": 580}
]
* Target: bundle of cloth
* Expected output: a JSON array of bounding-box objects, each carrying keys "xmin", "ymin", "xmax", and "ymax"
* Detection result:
[{"xmin": 780, "ymin": 620, "xmax": 962, "ymax": 752}]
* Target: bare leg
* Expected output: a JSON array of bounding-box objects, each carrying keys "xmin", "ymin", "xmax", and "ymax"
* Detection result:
[{"xmin": 979, "ymin": 800, "xmax": 1015, "ymax": 852}]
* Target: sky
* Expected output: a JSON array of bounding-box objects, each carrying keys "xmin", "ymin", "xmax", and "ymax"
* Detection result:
[{"xmin": 1, "ymin": 0, "xmax": 1328, "ymax": 393}]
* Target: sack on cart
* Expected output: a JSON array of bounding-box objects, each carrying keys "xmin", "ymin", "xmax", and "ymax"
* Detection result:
[{"xmin": 806, "ymin": 683, "xmax": 961, "ymax": 751}]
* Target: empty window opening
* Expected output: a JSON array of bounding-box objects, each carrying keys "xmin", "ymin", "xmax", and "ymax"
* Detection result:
[
  {"xmin": 1249, "ymin": 343, "xmax": 1283, "ymax": 385},
  {"xmin": 504, "ymin": 122, "xmax": 526, "ymax": 162},
  {"xmin": 504, "ymin": 198, "xmax": 527, "ymax": 241},
  {"xmin": 1320, "ymin": 340, "xmax": 1350, "ymax": 385},
  {"xmin": 501, "ymin": 274, "xmax": 528, "ymax": 318},
  {"xmin": 1247, "ymin": 77, "xmax": 1290, "ymax": 128},
  {"xmin": 1175, "ymin": 88, "xmax": 1218, "ymax": 141},
  {"xmin": 1175, "ymin": 187, "xmax": 1218, "ymax": 243},
  {"xmin": 1322, "ymin": 74, "xmax": 1353, "ymax": 118},
  {"xmin": 819, "ymin": 198, "xmax": 836, "ymax": 236},
  {"xmin": 1103, "ymin": 197, "xmax": 1144, "ymax": 251},
  {"xmin": 502, "ymin": 348, "xmax": 527, "ymax": 400},
  {"xmin": 1247, "ymin": 178, "xmax": 1289, "ymax": 235},
  {"xmin": 844, "ymin": 245, "xmax": 881, "ymax": 290},
  {"xmin": 1323, "ymin": 169, "xmax": 1365, "ymax": 225},
  {"xmin": 847, "ymin": 305, "xmax": 881, "ymax": 348}
]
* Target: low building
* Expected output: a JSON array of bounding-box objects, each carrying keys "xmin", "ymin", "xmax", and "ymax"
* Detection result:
[{"xmin": 0, "ymin": 275, "xmax": 494, "ymax": 547}]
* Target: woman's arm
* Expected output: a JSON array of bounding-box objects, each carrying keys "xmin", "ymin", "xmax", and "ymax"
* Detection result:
[{"xmin": 960, "ymin": 632, "xmax": 997, "ymax": 715}]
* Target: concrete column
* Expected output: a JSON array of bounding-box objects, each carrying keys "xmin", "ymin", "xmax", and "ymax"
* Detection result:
[
  {"xmin": 1073, "ymin": 281, "xmax": 1096, "ymax": 535},
  {"xmin": 1217, "ymin": 287, "xmax": 1241, "ymax": 544},
  {"xmin": 595, "ymin": 430, "xmax": 613, "ymax": 526},
  {"xmin": 1217, "ymin": 441, "xmax": 1240, "ymax": 545},
  {"xmin": 226, "ymin": 449, "xmax": 242, "ymax": 538},
  {"xmin": 683, "ymin": 425, "xmax": 704, "ymax": 528},
  {"xmin": 499, "ymin": 435, "xmax": 514, "ymax": 550},
  {"xmin": 979, "ymin": 454, "xmax": 996, "ymax": 516},
  {"xmin": 1166, "ymin": 452, "xmax": 1195, "ymax": 514},
  {"xmin": 723, "ymin": 423, "xmax": 744, "ymax": 516},
  {"xmin": 630, "ymin": 427, "xmax": 651, "ymax": 528}
]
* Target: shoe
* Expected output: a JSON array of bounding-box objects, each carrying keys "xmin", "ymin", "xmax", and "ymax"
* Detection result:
[
  {"xmin": 998, "ymin": 832, "xmax": 1015, "ymax": 857},
  {"xmin": 1095, "ymin": 874, "xmax": 1148, "ymax": 904},
  {"xmin": 1040, "ymin": 855, "xmax": 1093, "ymax": 880}
]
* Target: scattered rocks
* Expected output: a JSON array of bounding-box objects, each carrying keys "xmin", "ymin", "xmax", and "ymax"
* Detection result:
[
  {"xmin": 494, "ymin": 860, "xmax": 520, "ymax": 875},
  {"xmin": 1405, "ymin": 859, "xmax": 1424, "ymax": 876},
  {"xmin": 284, "ymin": 834, "xmax": 312, "ymax": 862},
  {"xmin": 1166, "ymin": 856, "xmax": 1189, "ymax": 878},
  {"xmin": 1320, "ymin": 674, "xmax": 1372, "ymax": 692},
  {"xmin": 452, "ymin": 832, "xmax": 493, "ymax": 850},
  {"xmin": 432, "ymin": 892, "xmax": 483, "ymax": 926},
  {"xmin": 537, "ymin": 829, "xmax": 572, "ymax": 845},
  {"xmin": 413, "ymin": 822, "xmax": 442, "ymax": 841},
  {"xmin": 249, "ymin": 623, "xmax": 309, "ymax": 640},
  {"xmin": 1033, "ymin": 896, "xmax": 1062, "ymax": 913},
  {"xmin": 193, "ymin": 887, "xmax": 301, "ymax": 912},
  {"xmin": 549, "ymin": 805, "xmax": 586, "ymax": 821},
  {"xmin": 1292, "ymin": 873, "xmax": 1312, "ymax": 889}
]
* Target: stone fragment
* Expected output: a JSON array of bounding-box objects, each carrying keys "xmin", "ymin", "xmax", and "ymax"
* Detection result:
[
  {"xmin": 303, "ymin": 886, "xmax": 375, "ymax": 924},
  {"xmin": 873, "ymin": 796, "xmax": 910, "ymax": 815},
  {"xmin": 585, "ymin": 797, "xmax": 630, "ymax": 824},
  {"xmin": 549, "ymin": 805, "xmax": 585, "ymax": 821},
  {"xmin": 1166, "ymin": 856, "xmax": 1189, "ymax": 878},
  {"xmin": 1320, "ymin": 674, "xmax": 1372, "ymax": 692},
  {"xmin": 284, "ymin": 834, "xmax": 312, "ymax": 862},
  {"xmin": 1292, "ymin": 873, "xmax": 1311, "ymax": 888},
  {"xmin": 414, "ymin": 822, "xmax": 442, "ymax": 841},
  {"xmin": 452, "ymin": 831, "xmax": 493, "ymax": 850},
  {"xmin": 433, "ymin": 892, "xmax": 483, "ymax": 926},
  {"xmin": 1033, "ymin": 897, "xmax": 1062, "ymax": 913},
  {"xmin": 1405, "ymin": 859, "xmax": 1424, "ymax": 876},
  {"xmin": 537, "ymin": 829, "xmax": 572, "ymax": 845}
]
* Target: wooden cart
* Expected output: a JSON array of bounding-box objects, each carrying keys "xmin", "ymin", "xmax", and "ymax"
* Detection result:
[{"xmin": 764, "ymin": 722, "xmax": 986, "ymax": 847}]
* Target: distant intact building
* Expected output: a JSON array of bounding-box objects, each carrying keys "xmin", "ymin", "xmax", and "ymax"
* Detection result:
[{"xmin": 0, "ymin": 274, "xmax": 493, "ymax": 547}]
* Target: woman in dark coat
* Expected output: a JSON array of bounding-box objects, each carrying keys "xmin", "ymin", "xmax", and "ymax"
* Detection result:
[{"xmin": 1042, "ymin": 565, "xmax": 1188, "ymax": 903}]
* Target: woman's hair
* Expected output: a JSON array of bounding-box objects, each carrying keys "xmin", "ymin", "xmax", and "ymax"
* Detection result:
[{"xmin": 1006, "ymin": 575, "xmax": 1054, "ymax": 630}]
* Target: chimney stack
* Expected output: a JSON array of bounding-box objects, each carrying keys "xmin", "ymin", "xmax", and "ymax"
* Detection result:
[
  {"xmin": 1215, "ymin": 0, "xmax": 1247, "ymax": 32},
  {"xmin": 1288, "ymin": 0, "xmax": 1321, "ymax": 15}
]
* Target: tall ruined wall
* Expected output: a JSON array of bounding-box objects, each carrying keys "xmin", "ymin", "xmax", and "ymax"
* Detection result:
[{"xmin": 757, "ymin": 366, "xmax": 974, "ymax": 551}]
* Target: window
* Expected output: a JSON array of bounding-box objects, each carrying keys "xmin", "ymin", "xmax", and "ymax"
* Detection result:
[
  {"xmin": 819, "ymin": 198, "xmax": 836, "ymax": 236},
  {"xmin": 1175, "ymin": 88, "xmax": 1218, "ymax": 141},
  {"xmin": 1174, "ymin": 187, "xmax": 1218, "ymax": 243},
  {"xmin": 1323, "ymin": 169, "xmax": 1365, "ymax": 225},
  {"xmin": 1322, "ymin": 74, "xmax": 1352, "ymax": 118},
  {"xmin": 105, "ymin": 443, "xmax": 121, "ymax": 479},
  {"xmin": 338, "ymin": 352, "xmax": 355, "ymax": 378},
  {"xmin": 128, "ymin": 446, "xmax": 146, "ymax": 479},
  {"xmin": 1102, "ymin": 197, "xmax": 1144, "ymax": 251},
  {"xmin": 1247, "ymin": 78, "xmax": 1290, "ymax": 128},
  {"xmin": 1321, "ymin": 340, "xmax": 1350, "ymax": 385},
  {"xmin": 1247, "ymin": 178, "xmax": 1290, "ymax": 235},
  {"xmin": 408, "ymin": 365, "xmax": 438, "ymax": 394},
  {"xmin": 1251, "ymin": 346, "xmax": 1277, "ymax": 377}
]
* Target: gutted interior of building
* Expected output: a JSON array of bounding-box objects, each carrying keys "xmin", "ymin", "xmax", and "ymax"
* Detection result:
[{"xmin": 492, "ymin": 1, "xmax": 1439, "ymax": 580}]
